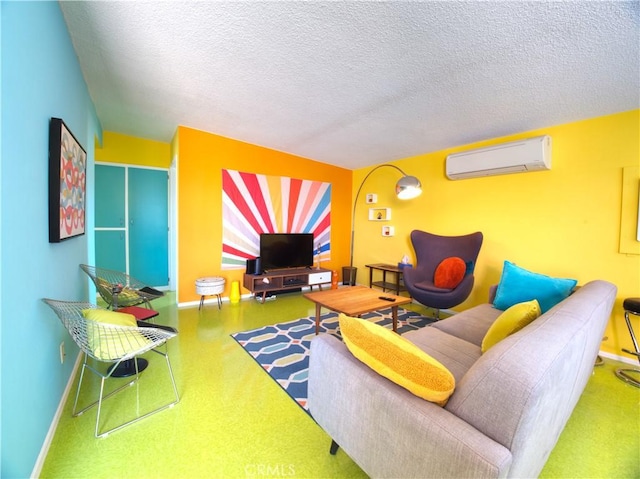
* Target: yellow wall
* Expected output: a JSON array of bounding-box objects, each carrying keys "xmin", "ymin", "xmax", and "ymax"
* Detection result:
[
  {"xmin": 96, "ymin": 131, "xmax": 171, "ymax": 167},
  {"xmin": 351, "ymin": 109, "xmax": 639, "ymax": 358},
  {"xmin": 175, "ymin": 126, "xmax": 352, "ymax": 303}
]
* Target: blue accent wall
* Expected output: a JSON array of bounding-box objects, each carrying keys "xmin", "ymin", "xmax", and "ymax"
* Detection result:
[{"xmin": 1, "ymin": 2, "xmax": 101, "ymax": 477}]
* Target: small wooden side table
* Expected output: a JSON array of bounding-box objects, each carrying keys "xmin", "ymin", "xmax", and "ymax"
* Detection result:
[{"xmin": 365, "ymin": 263, "xmax": 408, "ymax": 296}]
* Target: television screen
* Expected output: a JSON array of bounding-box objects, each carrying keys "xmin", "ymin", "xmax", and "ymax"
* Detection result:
[{"xmin": 259, "ymin": 233, "xmax": 314, "ymax": 271}]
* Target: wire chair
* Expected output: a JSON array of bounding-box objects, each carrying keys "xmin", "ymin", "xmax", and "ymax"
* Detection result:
[
  {"xmin": 80, "ymin": 264, "xmax": 164, "ymax": 309},
  {"xmin": 43, "ymin": 298, "xmax": 180, "ymax": 438}
]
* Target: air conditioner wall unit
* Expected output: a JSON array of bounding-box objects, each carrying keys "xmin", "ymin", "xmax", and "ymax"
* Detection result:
[{"xmin": 445, "ymin": 135, "xmax": 552, "ymax": 180}]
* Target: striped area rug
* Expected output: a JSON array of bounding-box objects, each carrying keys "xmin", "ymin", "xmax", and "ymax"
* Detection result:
[{"xmin": 231, "ymin": 308, "xmax": 435, "ymax": 415}]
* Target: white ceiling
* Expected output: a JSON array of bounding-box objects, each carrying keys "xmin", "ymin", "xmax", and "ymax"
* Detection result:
[{"xmin": 60, "ymin": 1, "xmax": 639, "ymax": 169}]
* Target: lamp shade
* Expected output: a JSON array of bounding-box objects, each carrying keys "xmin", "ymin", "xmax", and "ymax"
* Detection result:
[{"xmin": 395, "ymin": 175, "xmax": 422, "ymax": 200}]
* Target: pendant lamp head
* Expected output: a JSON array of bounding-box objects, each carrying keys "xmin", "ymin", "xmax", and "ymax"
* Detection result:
[{"xmin": 395, "ymin": 175, "xmax": 422, "ymax": 200}]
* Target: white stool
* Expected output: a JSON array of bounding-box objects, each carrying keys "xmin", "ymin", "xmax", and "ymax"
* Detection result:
[{"xmin": 195, "ymin": 277, "xmax": 225, "ymax": 310}]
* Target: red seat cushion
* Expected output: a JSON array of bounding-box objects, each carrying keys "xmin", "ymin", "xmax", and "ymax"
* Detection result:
[
  {"xmin": 434, "ymin": 257, "xmax": 466, "ymax": 289},
  {"xmin": 115, "ymin": 306, "xmax": 159, "ymax": 321}
]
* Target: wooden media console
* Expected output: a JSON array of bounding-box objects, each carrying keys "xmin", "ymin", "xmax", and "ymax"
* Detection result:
[{"xmin": 243, "ymin": 267, "xmax": 332, "ymax": 303}]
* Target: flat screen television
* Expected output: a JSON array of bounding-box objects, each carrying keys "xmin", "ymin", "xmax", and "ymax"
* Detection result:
[{"xmin": 259, "ymin": 233, "xmax": 314, "ymax": 271}]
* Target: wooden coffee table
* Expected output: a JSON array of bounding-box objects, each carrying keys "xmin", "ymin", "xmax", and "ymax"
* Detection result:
[{"xmin": 303, "ymin": 285, "xmax": 412, "ymax": 334}]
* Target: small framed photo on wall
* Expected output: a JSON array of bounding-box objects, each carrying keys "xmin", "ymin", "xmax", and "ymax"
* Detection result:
[
  {"xmin": 48, "ymin": 118, "xmax": 87, "ymax": 242},
  {"xmin": 368, "ymin": 207, "xmax": 391, "ymax": 221}
]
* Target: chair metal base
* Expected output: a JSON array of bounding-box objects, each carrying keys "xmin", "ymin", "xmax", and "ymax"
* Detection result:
[
  {"xmin": 616, "ymin": 301, "xmax": 640, "ymax": 387},
  {"xmin": 109, "ymin": 358, "xmax": 148, "ymax": 378},
  {"xmin": 74, "ymin": 349, "xmax": 180, "ymax": 437},
  {"xmin": 615, "ymin": 368, "xmax": 640, "ymax": 388}
]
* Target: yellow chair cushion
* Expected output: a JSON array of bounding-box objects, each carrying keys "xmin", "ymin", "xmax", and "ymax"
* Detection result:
[
  {"xmin": 338, "ymin": 314, "xmax": 455, "ymax": 406},
  {"xmin": 481, "ymin": 299, "xmax": 541, "ymax": 353},
  {"xmin": 83, "ymin": 308, "xmax": 137, "ymax": 326},
  {"xmin": 82, "ymin": 309, "xmax": 150, "ymax": 360}
]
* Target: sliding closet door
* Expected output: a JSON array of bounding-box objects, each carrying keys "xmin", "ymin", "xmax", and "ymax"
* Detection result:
[
  {"xmin": 95, "ymin": 165, "xmax": 126, "ymax": 271},
  {"xmin": 128, "ymin": 168, "xmax": 168, "ymax": 286}
]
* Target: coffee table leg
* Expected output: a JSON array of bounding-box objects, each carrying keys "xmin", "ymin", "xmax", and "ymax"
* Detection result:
[
  {"xmin": 392, "ymin": 306, "xmax": 398, "ymax": 333},
  {"xmin": 315, "ymin": 303, "xmax": 322, "ymax": 335}
]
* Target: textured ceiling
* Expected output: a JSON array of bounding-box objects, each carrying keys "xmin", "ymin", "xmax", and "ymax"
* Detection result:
[{"xmin": 60, "ymin": 1, "xmax": 639, "ymax": 169}]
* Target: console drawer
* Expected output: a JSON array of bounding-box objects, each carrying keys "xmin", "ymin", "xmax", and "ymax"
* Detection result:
[{"xmin": 308, "ymin": 271, "xmax": 332, "ymax": 285}]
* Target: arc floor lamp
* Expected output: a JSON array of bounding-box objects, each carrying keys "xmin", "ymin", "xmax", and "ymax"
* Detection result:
[{"xmin": 347, "ymin": 164, "xmax": 422, "ymax": 285}]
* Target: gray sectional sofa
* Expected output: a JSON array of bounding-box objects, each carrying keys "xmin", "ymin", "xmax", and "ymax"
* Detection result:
[{"xmin": 308, "ymin": 280, "xmax": 617, "ymax": 478}]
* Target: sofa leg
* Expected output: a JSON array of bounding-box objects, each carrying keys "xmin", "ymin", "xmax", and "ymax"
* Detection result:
[{"xmin": 330, "ymin": 439, "xmax": 340, "ymax": 455}]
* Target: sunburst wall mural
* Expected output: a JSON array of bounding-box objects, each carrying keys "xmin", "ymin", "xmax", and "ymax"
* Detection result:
[{"xmin": 221, "ymin": 169, "xmax": 331, "ymax": 269}]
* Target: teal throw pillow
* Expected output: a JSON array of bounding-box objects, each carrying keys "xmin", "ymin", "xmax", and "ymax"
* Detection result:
[{"xmin": 493, "ymin": 261, "xmax": 577, "ymax": 313}]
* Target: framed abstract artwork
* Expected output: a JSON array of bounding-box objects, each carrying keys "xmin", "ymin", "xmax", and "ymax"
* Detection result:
[
  {"xmin": 220, "ymin": 169, "xmax": 332, "ymax": 269},
  {"xmin": 619, "ymin": 166, "xmax": 640, "ymax": 255},
  {"xmin": 48, "ymin": 118, "xmax": 87, "ymax": 242}
]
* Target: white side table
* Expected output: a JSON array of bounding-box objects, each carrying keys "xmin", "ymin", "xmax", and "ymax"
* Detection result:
[{"xmin": 195, "ymin": 277, "xmax": 226, "ymax": 310}]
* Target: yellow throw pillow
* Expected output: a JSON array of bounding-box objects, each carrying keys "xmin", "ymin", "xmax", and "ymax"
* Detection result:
[
  {"xmin": 338, "ymin": 314, "xmax": 455, "ymax": 406},
  {"xmin": 94, "ymin": 278, "xmax": 139, "ymax": 304},
  {"xmin": 94, "ymin": 277, "xmax": 115, "ymax": 299},
  {"xmin": 117, "ymin": 287, "xmax": 143, "ymax": 303},
  {"xmin": 481, "ymin": 299, "xmax": 541, "ymax": 353},
  {"xmin": 81, "ymin": 309, "xmax": 150, "ymax": 360}
]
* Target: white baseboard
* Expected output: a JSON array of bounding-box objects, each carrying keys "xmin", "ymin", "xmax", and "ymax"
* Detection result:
[
  {"xmin": 178, "ymin": 293, "xmax": 251, "ymax": 309},
  {"xmin": 31, "ymin": 352, "xmax": 82, "ymax": 479},
  {"xmin": 597, "ymin": 350, "xmax": 639, "ymax": 366}
]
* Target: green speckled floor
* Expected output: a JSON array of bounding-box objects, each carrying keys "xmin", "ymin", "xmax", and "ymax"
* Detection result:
[{"xmin": 40, "ymin": 292, "xmax": 639, "ymax": 478}]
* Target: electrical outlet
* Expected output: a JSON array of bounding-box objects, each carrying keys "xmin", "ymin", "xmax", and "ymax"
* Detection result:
[{"xmin": 59, "ymin": 342, "xmax": 65, "ymax": 364}]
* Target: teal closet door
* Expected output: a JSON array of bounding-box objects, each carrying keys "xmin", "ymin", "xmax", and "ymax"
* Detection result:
[
  {"xmin": 128, "ymin": 168, "xmax": 169, "ymax": 286},
  {"xmin": 95, "ymin": 165, "xmax": 125, "ymax": 227},
  {"xmin": 95, "ymin": 230, "xmax": 126, "ymax": 272},
  {"xmin": 95, "ymin": 165, "xmax": 126, "ymax": 272}
]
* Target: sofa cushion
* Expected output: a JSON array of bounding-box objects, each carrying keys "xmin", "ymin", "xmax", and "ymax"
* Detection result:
[
  {"xmin": 339, "ymin": 314, "xmax": 455, "ymax": 405},
  {"xmin": 404, "ymin": 327, "xmax": 482, "ymax": 384},
  {"xmin": 430, "ymin": 303, "xmax": 502, "ymax": 347},
  {"xmin": 481, "ymin": 299, "xmax": 541, "ymax": 352},
  {"xmin": 493, "ymin": 260, "xmax": 577, "ymax": 313},
  {"xmin": 434, "ymin": 256, "xmax": 466, "ymax": 289}
]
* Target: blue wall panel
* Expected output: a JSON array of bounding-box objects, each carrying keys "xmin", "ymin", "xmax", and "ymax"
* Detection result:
[{"xmin": 1, "ymin": 2, "xmax": 101, "ymax": 477}]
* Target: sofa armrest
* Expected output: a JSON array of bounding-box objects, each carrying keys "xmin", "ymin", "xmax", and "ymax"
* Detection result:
[{"xmin": 309, "ymin": 334, "xmax": 512, "ymax": 479}]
